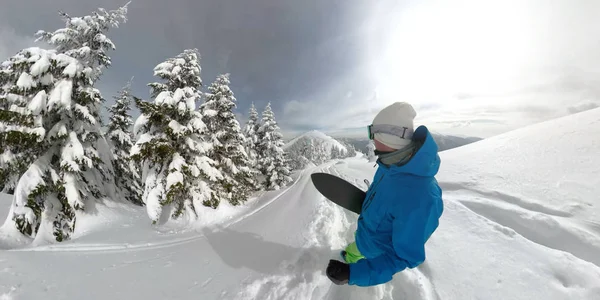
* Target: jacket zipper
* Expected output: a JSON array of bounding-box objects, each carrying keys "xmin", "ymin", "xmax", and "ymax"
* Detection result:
[{"xmin": 361, "ymin": 173, "xmax": 386, "ymax": 213}]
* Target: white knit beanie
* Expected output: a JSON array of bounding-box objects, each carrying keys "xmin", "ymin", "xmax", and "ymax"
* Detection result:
[{"xmin": 372, "ymin": 102, "xmax": 416, "ymax": 149}]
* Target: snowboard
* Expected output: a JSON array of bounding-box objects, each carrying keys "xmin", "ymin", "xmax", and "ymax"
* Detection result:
[{"xmin": 310, "ymin": 172, "xmax": 366, "ymax": 214}]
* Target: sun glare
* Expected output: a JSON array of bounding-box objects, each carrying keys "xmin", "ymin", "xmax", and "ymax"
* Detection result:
[{"xmin": 371, "ymin": 1, "xmax": 536, "ymax": 108}]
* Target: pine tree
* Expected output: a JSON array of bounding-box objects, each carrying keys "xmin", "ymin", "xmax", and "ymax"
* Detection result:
[
  {"xmin": 320, "ymin": 142, "xmax": 329, "ymax": 163},
  {"xmin": 366, "ymin": 141, "xmax": 376, "ymax": 162},
  {"xmin": 346, "ymin": 143, "xmax": 357, "ymax": 158},
  {"xmin": 131, "ymin": 49, "xmax": 222, "ymax": 223},
  {"xmin": 0, "ymin": 49, "xmax": 51, "ymax": 195},
  {"xmin": 106, "ymin": 79, "xmax": 142, "ymax": 206},
  {"xmin": 256, "ymin": 102, "xmax": 292, "ymax": 190},
  {"xmin": 243, "ymin": 102, "xmax": 260, "ymax": 167},
  {"xmin": 314, "ymin": 140, "xmax": 330, "ymax": 164},
  {"xmin": 200, "ymin": 74, "xmax": 256, "ymax": 205},
  {"xmin": 284, "ymin": 137, "xmax": 313, "ymax": 170},
  {"xmin": 330, "ymin": 146, "xmax": 340, "ymax": 160},
  {"xmin": 311, "ymin": 140, "xmax": 322, "ymax": 164},
  {"xmin": 1, "ymin": 5, "xmax": 127, "ymax": 242}
]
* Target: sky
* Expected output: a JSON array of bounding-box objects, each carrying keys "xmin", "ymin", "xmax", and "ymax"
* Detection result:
[{"xmin": 1, "ymin": 0, "xmax": 600, "ymax": 139}]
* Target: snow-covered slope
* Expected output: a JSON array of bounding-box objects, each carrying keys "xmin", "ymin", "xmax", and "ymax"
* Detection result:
[
  {"xmin": 1, "ymin": 109, "xmax": 600, "ymax": 299},
  {"xmin": 431, "ymin": 108, "xmax": 600, "ymax": 299},
  {"xmin": 284, "ymin": 130, "xmax": 348, "ymax": 152}
]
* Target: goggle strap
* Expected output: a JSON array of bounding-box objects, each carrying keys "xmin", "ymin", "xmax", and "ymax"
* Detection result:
[{"xmin": 369, "ymin": 124, "xmax": 413, "ymax": 140}]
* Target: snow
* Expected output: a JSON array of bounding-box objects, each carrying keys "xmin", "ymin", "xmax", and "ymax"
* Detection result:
[
  {"xmin": 5, "ymin": 156, "xmax": 49, "ymax": 232},
  {"xmin": 28, "ymin": 127, "xmax": 46, "ymax": 141},
  {"xmin": 143, "ymin": 169, "xmax": 164, "ymax": 222},
  {"xmin": 166, "ymin": 153, "xmax": 185, "ymax": 191},
  {"xmin": 47, "ymin": 120, "xmax": 68, "ymax": 139},
  {"xmin": 172, "ymin": 88, "xmax": 185, "ymax": 102},
  {"xmin": 75, "ymin": 104, "xmax": 96, "ymax": 124},
  {"xmin": 154, "ymin": 62, "xmax": 173, "ymax": 72},
  {"xmin": 70, "ymin": 17, "xmax": 90, "ymax": 31},
  {"xmin": 50, "ymin": 32, "xmax": 68, "ymax": 44},
  {"xmin": 133, "ymin": 114, "xmax": 148, "ymax": 137},
  {"xmin": 47, "ymin": 79, "xmax": 73, "ymax": 110},
  {"xmin": 189, "ymin": 114, "xmax": 207, "ymax": 132},
  {"xmin": 39, "ymin": 73, "xmax": 54, "ymax": 85},
  {"xmin": 62, "ymin": 61, "xmax": 79, "ymax": 78},
  {"xmin": 154, "ymin": 90, "xmax": 172, "ymax": 105},
  {"xmin": 1, "ymin": 109, "xmax": 600, "ymax": 299},
  {"xmin": 29, "ymin": 52, "xmax": 51, "ymax": 76},
  {"xmin": 60, "ymin": 132, "xmax": 85, "ymax": 172},
  {"xmin": 203, "ymin": 108, "xmax": 218, "ymax": 117},
  {"xmin": 28, "ymin": 90, "xmax": 47, "ymax": 115},
  {"xmin": 16, "ymin": 72, "xmax": 35, "ymax": 89},
  {"xmin": 130, "ymin": 133, "xmax": 152, "ymax": 157},
  {"xmin": 63, "ymin": 173, "xmax": 82, "ymax": 209},
  {"xmin": 76, "ymin": 46, "xmax": 91, "ymax": 58},
  {"xmin": 94, "ymin": 34, "xmax": 108, "ymax": 44}
]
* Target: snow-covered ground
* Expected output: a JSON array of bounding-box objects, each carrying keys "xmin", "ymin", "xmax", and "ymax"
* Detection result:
[{"xmin": 1, "ymin": 108, "xmax": 600, "ymax": 299}]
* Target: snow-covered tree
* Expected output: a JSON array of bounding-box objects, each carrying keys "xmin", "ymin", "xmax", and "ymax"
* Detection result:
[
  {"xmin": 106, "ymin": 79, "xmax": 142, "ymax": 206},
  {"xmin": 243, "ymin": 102, "xmax": 260, "ymax": 167},
  {"xmin": 319, "ymin": 142, "xmax": 329, "ymax": 162},
  {"xmin": 346, "ymin": 143, "xmax": 357, "ymax": 158},
  {"xmin": 366, "ymin": 140, "xmax": 376, "ymax": 162},
  {"xmin": 0, "ymin": 49, "xmax": 51, "ymax": 195},
  {"xmin": 256, "ymin": 102, "xmax": 292, "ymax": 190},
  {"xmin": 200, "ymin": 74, "xmax": 256, "ymax": 205},
  {"xmin": 284, "ymin": 138, "xmax": 312, "ymax": 170},
  {"xmin": 0, "ymin": 5, "xmax": 127, "ymax": 242},
  {"xmin": 330, "ymin": 146, "xmax": 340, "ymax": 160},
  {"xmin": 131, "ymin": 49, "xmax": 222, "ymax": 223}
]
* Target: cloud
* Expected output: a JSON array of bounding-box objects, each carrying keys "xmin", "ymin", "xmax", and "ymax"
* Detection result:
[
  {"xmin": 0, "ymin": 27, "xmax": 35, "ymax": 61},
  {"xmin": 235, "ymin": 112, "xmax": 248, "ymax": 130},
  {"xmin": 3, "ymin": 0, "xmax": 600, "ymax": 140}
]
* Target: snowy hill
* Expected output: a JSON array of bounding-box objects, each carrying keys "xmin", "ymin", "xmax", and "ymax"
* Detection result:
[
  {"xmin": 284, "ymin": 130, "xmax": 348, "ymax": 153},
  {"xmin": 1, "ymin": 109, "xmax": 600, "ymax": 299},
  {"xmin": 432, "ymin": 133, "xmax": 482, "ymax": 151}
]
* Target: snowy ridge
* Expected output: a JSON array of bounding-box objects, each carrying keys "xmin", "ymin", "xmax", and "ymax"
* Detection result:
[{"xmin": 284, "ymin": 130, "xmax": 348, "ymax": 153}]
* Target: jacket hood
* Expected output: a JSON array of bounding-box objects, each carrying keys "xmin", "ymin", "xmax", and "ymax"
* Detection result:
[{"xmin": 377, "ymin": 125, "xmax": 440, "ymax": 177}]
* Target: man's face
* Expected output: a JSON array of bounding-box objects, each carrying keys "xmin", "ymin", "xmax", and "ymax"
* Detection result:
[{"xmin": 374, "ymin": 139, "xmax": 397, "ymax": 152}]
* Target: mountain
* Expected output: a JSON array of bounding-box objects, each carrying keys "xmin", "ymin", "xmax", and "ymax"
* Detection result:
[
  {"xmin": 283, "ymin": 130, "xmax": 348, "ymax": 153},
  {"xmin": 1, "ymin": 109, "xmax": 599, "ymax": 299},
  {"xmin": 432, "ymin": 133, "xmax": 483, "ymax": 151},
  {"xmin": 283, "ymin": 130, "xmax": 356, "ymax": 170}
]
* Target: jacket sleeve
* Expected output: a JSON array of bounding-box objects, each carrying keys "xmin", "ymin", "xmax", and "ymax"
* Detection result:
[{"xmin": 348, "ymin": 202, "xmax": 430, "ymax": 286}]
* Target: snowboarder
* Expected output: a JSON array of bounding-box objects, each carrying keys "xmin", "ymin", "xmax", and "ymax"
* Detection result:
[{"xmin": 325, "ymin": 102, "xmax": 444, "ymax": 286}]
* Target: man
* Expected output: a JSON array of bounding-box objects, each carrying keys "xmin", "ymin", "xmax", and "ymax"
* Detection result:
[{"xmin": 326, "ymin": 102, "xmax": 444, "ymax": 287}]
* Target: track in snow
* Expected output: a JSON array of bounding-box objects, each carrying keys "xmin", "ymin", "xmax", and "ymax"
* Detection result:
[
  {"xmin": 10, "ymin": 169, "xmax": 308, "ymax": 254},
  {"xmin": 440, "ymin": 183, "xmax": 600, "ymax": 268},
  {"xmin": 233, "ymin": 161, "xmax": 440, "ymax": 300}
]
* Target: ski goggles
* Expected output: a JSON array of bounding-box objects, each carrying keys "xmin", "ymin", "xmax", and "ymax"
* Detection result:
[{"xmin": 367, "ymin": 124, "xmax": 413, "ymax": 140}]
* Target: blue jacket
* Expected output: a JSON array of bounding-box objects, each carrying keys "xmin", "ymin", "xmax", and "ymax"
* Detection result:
[{"xmin": 349, "ymin": 125, "xmax": 444, "ymax": 286}]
